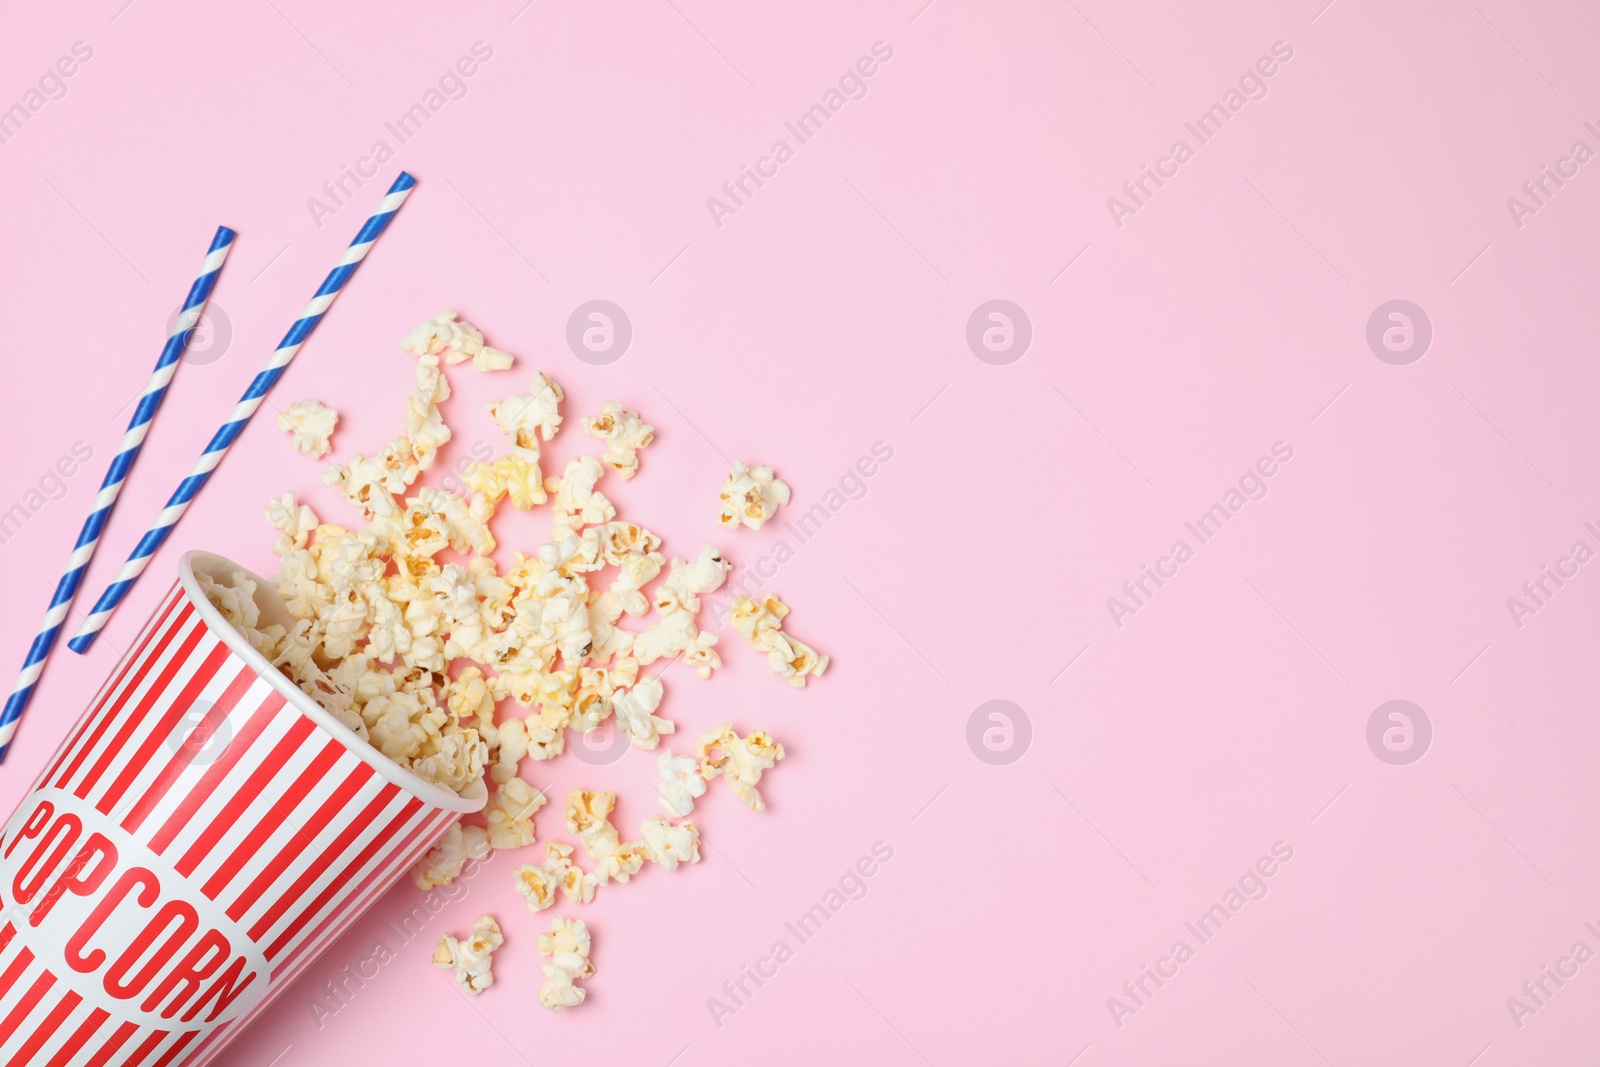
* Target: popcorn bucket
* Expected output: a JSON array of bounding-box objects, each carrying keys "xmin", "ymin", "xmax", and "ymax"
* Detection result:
[{"xmin": 0, "ymin": 551, "xmax": 485, "ymax": 1066}]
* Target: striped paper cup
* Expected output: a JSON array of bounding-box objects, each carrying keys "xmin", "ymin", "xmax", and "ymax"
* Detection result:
[{"xmin": 0, "ymin": 550, "xmax": 485, "ymax": 1066}]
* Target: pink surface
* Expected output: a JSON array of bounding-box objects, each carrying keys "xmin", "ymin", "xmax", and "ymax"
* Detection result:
[{"xmin": 2, "ymin": 0, "xmax": 1598, "ymax": 1063}]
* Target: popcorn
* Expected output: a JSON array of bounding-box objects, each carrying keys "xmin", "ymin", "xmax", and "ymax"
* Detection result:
[
  {"xmin": 641, "ymin": 815, "xmax": 700, "ymax": 870},
  {"xmin": 763, "ymin": 631, "xmax": 830, "ymax": 688},
  {"xmin": 446, "ymin": 666, "xmax": 496, "ymax": 727},
  {"xmin": 587, "ymin": 592, "xmax": 634, "ymax": 664},
  {"xmin": 582, "ymin": 401, "xmax": 654, "ymax": 480},
  {"xmin": 199, "ymin": 568, "xmax": 261, "ymax": 630},
  {"xmin": 665, "ymin": 544, "xmax": 733, "ymax": 606},
  {"xmin": 405, "ymin": 368, "xmax": 452, "ymax": 472},
  {"xmin": 324, "ymin": 444, "xmax": 417, "ymax": 519},
  {"xmin": 537, "ymin": 917, "xmax": 594, "ymax": 1011},
  {"xmin": 433, "ymin": 914, "xmax": 503, "ymax": 995},
  {"xmin": 630, "ymin": 610, "xmax": 696, "ymax": 667},
  {"xmin": 278, "ymin": 399, "xmax": 339, "ymax": 458},
  {"xmin": 198, "ymin": 568, "xmax": 284, "ymax": 659},
  {"xmin": 629, "ymin": 546, "xmax": 729, "ymax": 668},
  {"xmin": 488, "ymin": 371, "xmax": 564, "ymax": 451},
  {"xmin": 683, "ymin": 630, "xmax": 720, "ymax": 679},
  {"xmin": 718, "ymin": 461, "xmax": 790, "ymax": 530},
  {"xmin": 603, "ymin": 530, "xmax": 664, "ymax": 618},
  {"xmin": 485, "ymin": 777, "xmax": 546, "ymax": 851},
  {"xmin": 411, "ymin": 822, "xmax": 491, "ymax": 889},
  {"xmin": 698, "ymin": 724, "xmax": 786, "ymax": 812},
  {"xmin": 731, "ymin": 592, "xmax": 785, "ymax": 642},
  {"xmin": 564, "ymin": 789, "xmax": 620, "ymax": 851},
  {"xmin": 403, "ymin": 310, "xmax": 515, "ymax": 373},
  {"xmin": 485, "ymin": 717, "xmax": 529, "ymax": 784},
  {"xmin": 411, "ymin": 726, "xmax": 489, "ymax": 796},
  {"xmin": 613, "ymin": 676, "xmax": 672, "ymax": 749},
  {"xmin": 549, "ymin": 455, "xmax": 614, "ymax": 538},
  {"xmin": 655, "ymin": 751, "xmax": 706, "ymax": 817},
  {"xmin": 264, "ymin": 493, "xmax": 319, "ymax": 555},
  {"xmin": 564, "ymin": 789, "xmax": 645, "ymax": 886},
  {"xmin": 512, "ymin": 842, "xmax": 593, "ymax": 912},
  {"xmin": 571, "ymin": 666, "xmax": 621, "ymax": 733},
  {"xmin": 465, "ymin": 451, "xmax": 546, "ymax": 510},
  {"xmin": 591, "ymin": 839, "xmax": 647, "ymax": 887},
  {"xmin": 363, "ymin": 690, "xmax": 443, "ymax": 763},
  {"xmin": 215, "ymin": 307, "xmax": 831, "ymax": 1011},
  {"xmin": 730, "ymin": 594, "xmax": 828, "ymax": 688}
]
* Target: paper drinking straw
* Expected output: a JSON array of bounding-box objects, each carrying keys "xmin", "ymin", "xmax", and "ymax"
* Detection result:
[
  {"xmin": 0, "ymin": 226, "xmax": 236, "ymax": 762},
  {"xmin": 66, "ymin": 172, "xmax": 417, "ymax": 658}
]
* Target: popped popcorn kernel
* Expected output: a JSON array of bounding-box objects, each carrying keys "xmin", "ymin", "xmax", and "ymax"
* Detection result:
[
  {"xmin": 264, "ymin": 492, "xmax": 319, "ymax": 555},
  {"xmin": 563, "ymin": 789, "xmax": 646, "ymax": 886},
  {"xmin": 412, "ymin": 822, "xmax": 491, "ymax": 890},
  {"xmin": 564, "ymin": 788, "xmax": 620, "ymax": 849},
  {"xmin": 718, "ymin": 461, "xmax": 790, "ymax": 530},
  {"xmin": 403, "ymin": 309, "xmax": 515, "ymax": 373},
  {"xmin": 512, "ymin": 842, "xmax": 593, "ymax": 912},
  {"xmin": 464, "ymin": 451, "xmax": 546, "ymax": 510},
  {"xmin": 433, "ymin": 914, "xmax": 503, "ymax": 994},
  {"xmin": 631, "ymin": 546, "xmax": 729, "ymax": 667},
  {"xmin": 614, "ymin": 676, "xmax": 673, "ymax": 749},
  {"xmin": 446, "ymin": 665, "xmax": 496, "ymax": 728},
  {"xmin": 684, "ymin": 630, "xmax": 721, "ymax": 679},
  {"xmin": 549, "ymin": 455, "xmax": 615, "ymax": 538},
  {"xmin": 199, "ymin": 567, "xmax": 264, "ymax": 631},
  {"xmin": 593, "ymin": 840, "xmax": 648, "ymax": 887},
  {"xmin": 641, "ymin": 815, "xmax": 700, "ymax": 870},
  {"xmin": 655, "ymin": 750, "xmax": 706, "ymax": 817},
  {"xmin": 698, "ymin": 724, "xmax": 786, "ymax": 812},
  {"xmin": 411, "ymin": 724, "xmax": 489, "ymax": 796},
  {"xmin": 488, "ymin": 371, "xmax": 564, "ymax": 451},
  {"xmin": 485, "ymin": 777, "xmax": 547, "ymax": 851},
  {"xmin": 582, "ymin": 401, "xmax": 654, "ymax": 480},
  {"xmin": 537, "ymin": 917, "xmax": 594, "ymax": 1011},
  {"xmin": 199, "ymin": 568, "xmax": 285, "ymax": 660},
  {"xmin": 278, "ymin": 399, "xmax": 339, "ymax": 459},
  {"xmin": 730, "ymin": 594, "xmax": 828, "ymax": 688}
]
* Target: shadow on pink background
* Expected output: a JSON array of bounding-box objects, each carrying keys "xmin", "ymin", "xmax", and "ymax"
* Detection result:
[{"xmin": 3, "ymin": 0, "xmax": 1600, "ymax": 1063}]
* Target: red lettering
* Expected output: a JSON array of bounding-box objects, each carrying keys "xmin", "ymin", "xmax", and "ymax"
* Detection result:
[
  {"xmin": 30, "ymin": 833, "xmax": 117, "ymax": 926},
  {"xmin": 3, "ymin": 801, "xmax": 53, "ymax": 859},
  {"xmin": 14, "ymin": 814, "xmax": 81, "ymax": 905},
  {"xmin": 143, "ymin": 929, "xmax": 230, "ymax": 1018},
  {"xmin": 6, "ymin": 804, "xmax": 266, "ymax": 1025},
  {"xmin": 185, "ymin": 954, "xmax": 259, "ymax": 1024},
  {"xmin": 67, "ymin": 867, "xmax": 159, "ymax": 973},
  {"xmin": 106, "ymin": 898, "xmax": 199, "ymax": 1000}
]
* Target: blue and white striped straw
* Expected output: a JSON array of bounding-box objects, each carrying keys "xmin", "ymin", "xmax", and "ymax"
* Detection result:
[
  {"xmin": 0, "ymin": 226, "xmax": 236, "ymax": 761},
  {"xmin": 66, "ymin": 172, "xmax": 417, "ymax": 658}
]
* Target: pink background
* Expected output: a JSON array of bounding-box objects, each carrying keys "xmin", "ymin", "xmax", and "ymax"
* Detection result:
[{"xmin": 3, "ymin": 0, "xmax": 1600, "ymax": 1063}]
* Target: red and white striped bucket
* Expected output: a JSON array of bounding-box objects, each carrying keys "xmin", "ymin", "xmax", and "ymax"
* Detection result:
[{"xmin": 0, "ymin": 551, "xmax": 485, "ymax": 1066}]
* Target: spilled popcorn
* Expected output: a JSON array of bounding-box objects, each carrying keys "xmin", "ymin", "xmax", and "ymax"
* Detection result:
[
  {"xmin": 206, "ymin": 309, "xmax": 822, "ymax": 1011},
  {"xmin": 433, "ymin": 914, "xmax": 504, "ymax": 995},
  {"xmin": 567, "ymin": 788, "xmax": 653, "ymax": 887},
  {"xmin": 731, "ymin": 594, "xmax": 829, "ymax": 688},
  {"xmin": 718, "ymin": 461, "xmax": 790, "ymax": 530},
  {"xmin": 278, "ymin": 399, "xmax": 339, "ymax": 458},
  {"xmin": 403, "ymin": 309, "xmax": 515, "ymax": 372},
  {"xmin": 640, "ymin": 814, "xmax": 700, "ymax": 870},
  {"xmin": 412, "ymin": 822, "xmax": 491, "ymax": 890},
  {"xmin": 698, "ymin": 724, "xmax": 786, "ymax": 812},
  {"xmin": 583, "ymin": 401, "xmax": 653, "ymax": 480},
  {"xmin": 654, "ymin": 750, "xmax": 706, "ymax": 817},
  {"xmin": 537, "ymin": 917, "xmax": 594, "ymax": 1011},
  {"xmin": 512, "ymin": 842, "xmax": 591, "ymax": 912}
]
